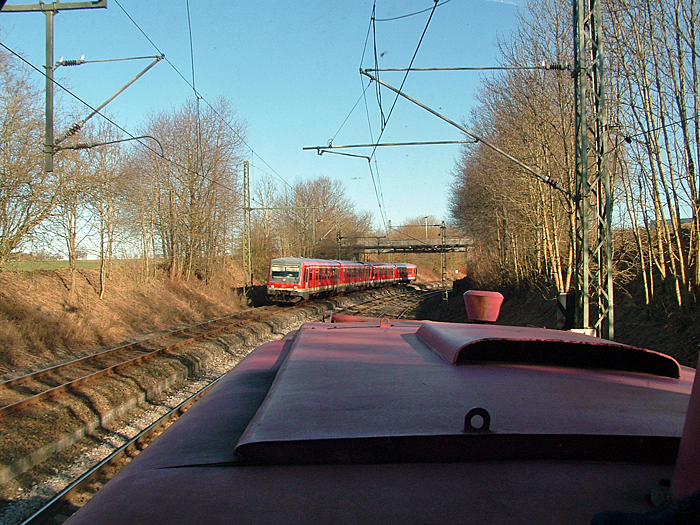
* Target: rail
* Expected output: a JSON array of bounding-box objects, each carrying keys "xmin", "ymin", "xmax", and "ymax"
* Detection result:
[
  {"xmin": 18, "ymin": 373, "xmax": 221, "ymax": 525},
  {"xmin": 0, "ymin": 305, "xmax": 290, "ymax": 418}
]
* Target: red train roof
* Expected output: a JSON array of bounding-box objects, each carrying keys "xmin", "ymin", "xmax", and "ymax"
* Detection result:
[
  {"xmin": 236, "ymin": 320, "xmax": 691, "ymax": 466},
  {"xmin": 67, "ymin": 319, "xmax": 697, "ymax": 525}
]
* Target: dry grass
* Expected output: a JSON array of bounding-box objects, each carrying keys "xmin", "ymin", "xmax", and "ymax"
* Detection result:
[
  {"xmin": 5, "ymin": 260, "xmax": 695, "ymax": 379},
  {"xmin": 0, "ymin": 266, "xmax": 247, "ymax": 377}
]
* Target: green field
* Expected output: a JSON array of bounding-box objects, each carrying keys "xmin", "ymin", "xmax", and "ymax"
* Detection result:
[{"xmin": 1, "ymin": 260, "xmax": 104, "ymax": 272}]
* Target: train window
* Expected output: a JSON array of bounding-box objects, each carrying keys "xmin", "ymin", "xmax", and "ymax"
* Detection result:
[{"xmin": 270, "ymin": 266, "xmax": 300, "ymax": 282}]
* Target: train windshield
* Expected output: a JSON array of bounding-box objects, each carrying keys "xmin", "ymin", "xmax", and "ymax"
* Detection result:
[{"xmin": 270, "ymin": 265, "xmax": 300, "ymax": 282}]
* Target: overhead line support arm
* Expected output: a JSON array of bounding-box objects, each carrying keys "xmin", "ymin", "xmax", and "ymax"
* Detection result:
[
  {"xmin": 359, "ymin": 69, "xmax": 572, "ymax": 200},
  {"xmin": 2, "ymin": 0, "xmax": 108, "ymax": 171},
  {"xmin": 55, "ymin": 55, "xmax": 164, "ymax": 145}
]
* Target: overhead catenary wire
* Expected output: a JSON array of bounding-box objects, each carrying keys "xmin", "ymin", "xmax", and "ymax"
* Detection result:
[
  {"xmin": 361, "ymin": 69, "xmax": 388, "ymax": 230},
  {"xmin": 185, "ymin": 0, "xmax": 203, "ymax": 181},
  {"xmin": 366, "ymin": 0, "xmax": 441, "ymax": 230},
  {"xmin": 351, "ymin": 2, "xmax": 389, "ymax": 231},
  {"xmin": 370, "ymin": 0, "xmax": 440, "ymax": 146},
  {"xmin": 352, "ymin": 2, "xmax": 567, "ymax": 231},
  {"xmin": 372, "ymin": 5, "xmax": 385, "ymax": 130},
  {"xmin": 368, "ymin": 2, "xmax": 389, "ymax": 230},
  {"xmin": 373, "ymin": 0, "xmax": 453, "ymax": 22},
  {"xmin": 0, "ymin": 41, "xmax": 246, "ymax": 201},
  {"xmin": 361, "ymin": 69, "xmax": 573, "ymax": 198},
  {"xmin": 112, "ymin": 0, "xmax": 293, "ymax": 191},
  {"xmin": 0, "ymin": 42, "xmax": 150, "ymax": 153},
  {"xmin": 312, "ymin": 1, "xmax": 451, "ymax": 231},
  {"xmin": 330, "ymin": 81, "xmax": 372, "ymax": 145}
]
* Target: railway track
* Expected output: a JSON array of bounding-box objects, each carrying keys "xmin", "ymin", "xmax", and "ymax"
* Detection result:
[
  {"xmin": 0, "ymin": 305, "xmax": 287, "ymax": 418},
  {"xmin": 2, "ymin": 285, "xmax": 439, "ymax": 525},
  {"xmin": 333, "ymin": 286, "xmax": 444, "ymax": 319},
  {"xmin": 2, "ymin": 285, "xmax": 438, "ymax": 417},
  {"xmin": 17, "ymin": 376, "xmax": 219, "ymax": 525},
  {"xmin": 1, "ymin": 286, "xmax": 437, "ymax": 421}
]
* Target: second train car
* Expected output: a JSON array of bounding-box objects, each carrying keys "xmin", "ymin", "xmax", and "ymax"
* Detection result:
[{"xmin": 266, "ymin": 257, "xmax": 417, "ymax": 302}]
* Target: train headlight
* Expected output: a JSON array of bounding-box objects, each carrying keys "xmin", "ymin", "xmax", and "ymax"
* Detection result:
[
  {"xmin": 270, "ymin": 284, "xmax": 275, "ymax": 288},
  {"xmin": 293, "ymin": 286, "xmax": 298, "ymax": 290}
]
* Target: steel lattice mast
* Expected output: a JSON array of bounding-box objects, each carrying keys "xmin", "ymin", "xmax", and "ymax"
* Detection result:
[
  {"xmin": 242, "ymin": 161, "xmax": 253, "ymax": 300},
  {"xmin": 573, "ymin": 0, "xmax": 614, "ymax": 339}
]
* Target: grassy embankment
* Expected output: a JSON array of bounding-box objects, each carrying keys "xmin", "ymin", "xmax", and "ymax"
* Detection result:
[
  {"xmin": 0, "ymin": 261, "xmax": 248, "ymax": 377},
  {"xmin": 1, "ymin": 260, "xmax": 697, "ymax": 378}
]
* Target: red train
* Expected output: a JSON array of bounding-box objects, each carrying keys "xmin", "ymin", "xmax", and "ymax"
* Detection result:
[
  {"xmin": 66, "ymin": 306, "xmax": 699, "ymax": 524},
  {"xmin": 266, "ymin": 257, "xmax": 417, "ymax": 302}
]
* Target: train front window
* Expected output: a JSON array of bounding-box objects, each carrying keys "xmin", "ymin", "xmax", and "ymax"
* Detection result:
[{"xmin": 270, "ymin": 266, "xmax": 300, "ymax": 282}]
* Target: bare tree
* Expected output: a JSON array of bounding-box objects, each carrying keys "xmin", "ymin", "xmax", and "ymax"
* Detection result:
[
  {"xmin": 130, "ymin": 97, "xmax": 246, "ymax": 280},
  {"xmin": 607, "ymin": 0, "xmax": 700, "ymax": 305},
  {"xmin": 85, "ymin": 122, "xmax": 125, "ymax": 298},
  {"xmin": 0, "ymin": 49, "xmax": 61, "ymax": 267},
  {"xmin": 47, "ymin": 147, "xmax": 95, "ymax": 296},
  {"xmin": 271, "ymin": 177, "xmax": 373, "ymax": 261}
]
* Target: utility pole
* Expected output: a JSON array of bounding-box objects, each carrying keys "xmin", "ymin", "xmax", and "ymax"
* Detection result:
[
  {"xmin": 387, "ymin": 220, "xmax": 392, "ymax": 263},
  {"xmin": 2, "ymin": 1, "xmax": 108, "ymax": 172},
  {"xmin": 242, "ymin": 161, "xmax": 252, "ymax": 299},
  {"xmin": 311, "ymin": 207, "xmax": 316, "ymax": 257},
  {"xmin": 335, "ymin": 209, "xmax": 341, "ymax": 259},
  {"xmin": 441, "ymin": 221, "xmax": 448, "ymax": 301},
  {"xmin": 573, "ymin": 0, "xmax": 613, "ymax": 339},
  {"xmin": 244, "ymin": 203, "xmax": 325, "ymax": 279}
]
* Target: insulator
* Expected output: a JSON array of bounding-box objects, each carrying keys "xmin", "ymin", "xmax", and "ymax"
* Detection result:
[{"xmin": 58, "ymin": 59, "xmax": 85, "ymax": 67}]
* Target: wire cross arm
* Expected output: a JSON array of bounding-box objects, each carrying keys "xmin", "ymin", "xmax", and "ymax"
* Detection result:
[
  {"xmin": 55, "ymin": 55, "xmax": 165, "ymax": 145},
  {"xmin": 55, "ymin": 55, "xmax": 164, "ymax": 68},
  {"xmin": 311, "ymin": 149, "xmax": 372, "ymax": 162},
  {"xmin": 54, "ymin": 135, "xmax": 164, "ymax": 157},
  {"xmin": 364, "ymin": 63, "xmax": 571, "ymax": 72},
  {"xmin": 359, "ymin": 69, "xmax": 572, "ymax": 200},
  {"xmin": 303, "ymin": 139, "xmax": 478, "ymax": 151}
]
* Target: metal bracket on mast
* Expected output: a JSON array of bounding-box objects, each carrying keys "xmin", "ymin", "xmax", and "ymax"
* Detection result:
[{"xmin": 54, "ymin": 55, "xmax": 164, "ymax": 146}]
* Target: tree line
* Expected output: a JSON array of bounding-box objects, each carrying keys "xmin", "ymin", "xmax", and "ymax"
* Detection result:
[
  {"xmin": 449, "ymin": 0, "xmax": 700, "ymax": 307},
  {"xmin": 0, "ymin": 48, "xmax": 375, "ymax": 294}
]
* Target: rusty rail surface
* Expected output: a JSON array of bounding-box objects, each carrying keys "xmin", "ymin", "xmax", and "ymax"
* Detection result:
[
  {"xmin": 0, "ymin": 305, "xmax": 288, "ymax": 418},
  {"xmin": 18, "ymin": 374, "xmax": 221, "ymax": 525},
  {"xmin": 336, "ymin": 287, "xmax": 442, "ymax": 320}
]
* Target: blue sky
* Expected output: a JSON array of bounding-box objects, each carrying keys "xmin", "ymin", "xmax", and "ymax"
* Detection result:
[{"xmin": 1, "ymin": 0, "xmax": 521, "ymax": 229}]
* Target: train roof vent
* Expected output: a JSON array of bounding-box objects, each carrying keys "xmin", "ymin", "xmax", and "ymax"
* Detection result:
[{"xmin": 415, "ymin": 323, "xmax": 681, "ymax": 379}]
